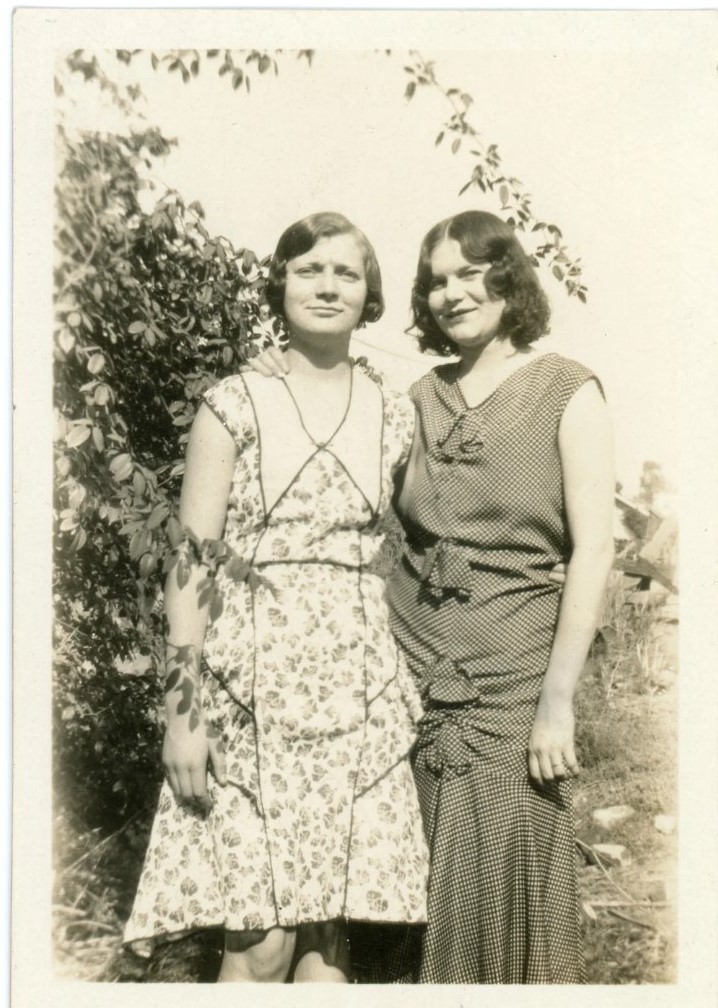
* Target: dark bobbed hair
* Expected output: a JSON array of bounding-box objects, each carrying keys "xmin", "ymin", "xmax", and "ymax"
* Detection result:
[
  {"xmin": 410, "ymin": 210, "xmax": 550, "ymax": 355},
  {"xmin": 266, "ymin": 211, "xmax": 384, "ymax": 329}
]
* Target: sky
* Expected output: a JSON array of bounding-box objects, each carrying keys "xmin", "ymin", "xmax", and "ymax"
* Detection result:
[{"xmin": 56, "ymin": 17, "xmax": 718, "ymax": 498}]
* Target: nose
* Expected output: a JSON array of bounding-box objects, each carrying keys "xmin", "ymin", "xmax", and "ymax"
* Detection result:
[
  {"xmin": 444, "ymin": 275, "xmax": 463, "ymax": 302},
  {"xmin": 316, "ymin": 266, "xmax": 339, "ymax": 299}
]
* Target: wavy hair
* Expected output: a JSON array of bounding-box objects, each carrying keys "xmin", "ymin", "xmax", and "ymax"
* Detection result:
[
  {"xmin": 410, "ymin": 210, "xmax": 550, "ymax": 355},
  {"xmin": 266, "ymin": 211, "xmax": 384, "ymax": 329}
]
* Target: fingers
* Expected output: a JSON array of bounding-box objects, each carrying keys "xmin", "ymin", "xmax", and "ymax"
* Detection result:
[
  {"xmin": 190, "ymin": 764, "xmax": 210, "ymax": 807},
  {"xmin": 249, "ymin": 355, "xmax": 274, "ymax": 377},
  {"xmin": 208, "ymin": 734, "xmax": 227, "ymax": 787},
  {"xmin": 248, "ymin": 347, "xmax": 288, "ymax": 378},
  {"xmin": 547, "ymin": 561, "xmax": 567, "ymax": 585},
  {"xmin": 165, "ymin": 765, "xmax": 181, "ymax": 799},
  {"xmin": 267, "ymin": 346, "xmax": 289, "ymax": 376},
  {"xmin": 528, "ymin": 750, "xmax": 543, "ymax": 786},
  {"xmin": 528, "ymin": 745, "xmax": 580, "ymax": 786}
]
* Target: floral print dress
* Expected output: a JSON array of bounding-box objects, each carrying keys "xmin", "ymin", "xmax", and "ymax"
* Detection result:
[{"xmin": 124, "ymin": 367, "xmax": 429, "ymax": 947}]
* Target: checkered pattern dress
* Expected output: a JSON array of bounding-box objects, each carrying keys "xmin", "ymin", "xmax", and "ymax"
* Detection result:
[{"xmin": 386, "ymin": 353, "xmax": 600, "ymax": 984}]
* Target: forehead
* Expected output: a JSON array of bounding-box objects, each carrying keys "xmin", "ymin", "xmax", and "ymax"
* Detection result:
[
  {"xmin": 290, "ymin": 233, "xmax": 366, "ymax": 270},
  {"xmin": 429, "ymin": 237, "xmax": 481, "ymax": 274}
]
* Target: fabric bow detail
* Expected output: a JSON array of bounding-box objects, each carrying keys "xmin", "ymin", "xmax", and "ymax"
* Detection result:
[{"xmin": 435, "ymin": 412, "xmax": 485, "ymax": 463}]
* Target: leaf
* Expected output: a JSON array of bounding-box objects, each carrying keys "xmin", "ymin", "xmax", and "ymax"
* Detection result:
[
  {"xmin": 133, "ymin": 470, "xmax": 146, "ymax": 496},
  {"xmin": 57, "ymin": 330, "xmax": 75, "ymax": 354},
  {"xmin": 92, "ymin": 426, "xmax": 105, "ymax": 452},
  {"xmin": 209, "ymin": 590, "xmax": 224, "ymax": 622},
  {"xmin": 189, "ymin": 707, "xmax": 200, "ymax": 732},
  {"xmin": 94, "ymin": 383, "xmax": 110, "ymax": 406},
  {"xmin": 66, "ymin": 425, "xmax": 92, "ymax": 449},
  {"xmin": 176, "ymin": 559, "xmax": 190, "ymax": 590},
  {"xmin": 258, "ymin": 55, "xmax": 271, "ymax": 74},
  {"xmin": 435, "ymin": 132, "xmax": 444, "ymax": 146},
  {"xmin": 146, "ymin": 502, "xmax": 169, "ymax": 530},
  {"xmin": 451, "ymin": 137, "xmax": 461, "ymax": 155},
  {"xmin": 552, "ymin": 265, "xmax": 564, "ymax": 281},
  {"xmin": 128, "ymin": 321, "xmax": 146, "ymax": 334},
  {"xmin": 164, "ymin": 667, "xmax": 182, "ymax": 693},
  {"xmin": 59, "ymin": 516, "xmax": 78, "ymax": 531},
  {"xmin": 87, "ymin": 353, "xmax": 105, "ymax": 375},
  {"xmin": 232, "ymin": 69, "xmax": 244, "ymax": 90},
  {"xmin": 577, "ymin": 290, "xmax": 587, "ymax": 304},
  {"xmin": 71, "ymin": 527, "xmax": 87, "ymax": 551},
  {"xmin": 166, "ymin": 516, "xmax": 184, "ymax": 548},
  {"xmin": 225, "ymin": 556, "xmax": 249, "ymax": 583},
  {"xmin": 405, "ymin": 81, "xmax": 416, "ymax": 100},
  {"xmin": 66, "ymin": 312, "xmax": 82, "ymax": 328},
  {"xmin": 129, "ymin": 529, "xmax": 151, "ymax": 561},
  {"xmin": 139, "ymin": 552, "xmax": 157, "ymax": 577},
  {"xmin": 110, "ymin": 453, "xmax": 133, "ymax": 481},
  {"xmin": 175, "ymin": 678, "xmax": 194, "ymax": 715},
  {"xmin": 499, "ymin": 184, "xmax": 509, "ymax": 207}
]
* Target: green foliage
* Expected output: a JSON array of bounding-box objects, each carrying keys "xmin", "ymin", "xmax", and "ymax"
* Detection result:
[{"xmin": 53, "ymin": 119, "xmax": 276, "ymax": 826}]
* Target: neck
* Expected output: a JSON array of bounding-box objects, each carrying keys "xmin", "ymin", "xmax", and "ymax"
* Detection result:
[
  {"xmin": 285, "ymin": 336, "xmax": 352, "ymax": 378},
  {"xmin": 456, "ymin": 336, "xmax": 529, "ymax": 378}
]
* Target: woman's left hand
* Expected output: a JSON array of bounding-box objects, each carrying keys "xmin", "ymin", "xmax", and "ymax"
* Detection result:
[{"xmin": 527, "ymin": 695, "xmax": 579, "ymax": 786}]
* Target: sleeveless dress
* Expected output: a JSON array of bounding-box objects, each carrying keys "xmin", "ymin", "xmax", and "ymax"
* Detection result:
[
  {"xmin": 386, "ymin": 353, "xmax": 600, "ymax": 984},
  {"xmin": 124, "ymin": 367, "xmax": 429, "ymax": 948}
]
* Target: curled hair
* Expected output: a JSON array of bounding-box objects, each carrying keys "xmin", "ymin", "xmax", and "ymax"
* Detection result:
[
  {"xmin": 266, "ymin": 211, "xmax": 384, "ymax": 329},
  {"xmin": 410, "ymin": 210, "xmax": 550, "ymax": 355}
]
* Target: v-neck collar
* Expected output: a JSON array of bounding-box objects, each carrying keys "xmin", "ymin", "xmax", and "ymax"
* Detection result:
[{"xmin": 436, "ymin": 352, "xmax": 559, "ymax": 415}]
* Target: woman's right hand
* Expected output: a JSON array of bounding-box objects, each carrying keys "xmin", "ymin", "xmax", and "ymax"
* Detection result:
[
  {"xmin": 247, "ymin": 345, "xmax": 289, "ymax": 378},
  {"xmin": 162, "ymin": 718, "xmax": 227, "ymax": 808}
]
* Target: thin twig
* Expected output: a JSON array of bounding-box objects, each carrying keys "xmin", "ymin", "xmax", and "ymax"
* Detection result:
[
  {"xmin": 607, "ymin": 909, "xmax": 657, "ymax": 931},
  {"xmin": 576, "ymin": 838, "xmax": 637, "ymax": 904},
  {"xmin": 591, "ymin": 900, "xmax": 669, "ymax": 909}
]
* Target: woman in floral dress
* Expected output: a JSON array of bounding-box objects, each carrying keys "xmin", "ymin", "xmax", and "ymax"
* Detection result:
[{"xmin": 123, "ymin": 212, "xmax": 429, "ymax": 982}]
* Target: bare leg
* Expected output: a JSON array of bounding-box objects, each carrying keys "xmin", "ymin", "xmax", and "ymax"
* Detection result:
[
  {"xmin": 218, "ymin": 927, "xmax": 296, "ymax": 983},
  {"xmin": 293, "ymin": 950, "xmax": 349, "ymax": 984}
]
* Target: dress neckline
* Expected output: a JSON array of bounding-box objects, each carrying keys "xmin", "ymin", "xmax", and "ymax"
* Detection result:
[
  {"xmin": 282, "ymin": 364, "xmax": 354, "ymax": 449},
  {"xmin": 449, "ymin": 352, "xmax": 559, "ymax": 413}
]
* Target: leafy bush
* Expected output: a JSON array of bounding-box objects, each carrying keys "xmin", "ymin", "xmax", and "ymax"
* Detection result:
[{"xmin": 53, "ymin": 122, "xmax": 275, "ymax": 827}]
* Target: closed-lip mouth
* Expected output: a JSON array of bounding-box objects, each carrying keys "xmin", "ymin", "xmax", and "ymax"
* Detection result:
[
  {"xmin": 309, "ymin": 306, "xmax": 342, "ymax": 313},
  {"xmin": 444, "ymin": 307, "xmax": 475, "ymax": 319}
]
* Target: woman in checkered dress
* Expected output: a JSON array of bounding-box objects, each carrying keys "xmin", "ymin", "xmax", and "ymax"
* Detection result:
[{"xmin": 385, "ymin": 210, "xmax": 614, "ymax": 982}]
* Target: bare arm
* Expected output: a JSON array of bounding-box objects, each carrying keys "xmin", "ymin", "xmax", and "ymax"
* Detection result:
[
  {"xmin": 162, "ymin": 403, "xmax": 236, "ymax": 805},
  {"xmin": 528, "ymin": 381, "xmax": 615, "ymax": 786}
]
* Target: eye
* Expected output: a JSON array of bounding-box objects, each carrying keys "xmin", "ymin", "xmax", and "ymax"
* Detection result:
[{"xmin": 429, "ymin": 277, "xmax": 446, "ymax": 291}]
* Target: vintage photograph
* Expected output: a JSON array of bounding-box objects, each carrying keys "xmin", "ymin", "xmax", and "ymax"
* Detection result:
[{"xmin": 12, "ymin": 7, "xmax": 718, "ymax": 1002}]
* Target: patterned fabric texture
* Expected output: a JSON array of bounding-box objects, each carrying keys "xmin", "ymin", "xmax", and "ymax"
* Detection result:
[
  {"xmin": 386, "ymin": 353, "xmax": 600, "ymax": 983},
  {"xmin": 124, "ymin": 367, "xmax": 429, "ymax": 948}
]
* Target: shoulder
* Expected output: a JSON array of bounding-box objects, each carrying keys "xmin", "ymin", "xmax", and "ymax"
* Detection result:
[
  {"xmin": 381, "ymin": 385, "xmax": 415, "ymax": 427},
  {"xmin": 409, "ymin": 362, "xmax": 452, "ymax": 406},
  {"xmin": 540, "ymin": 352, "xmax": 605, "ymax": 402},
  {"xmin": 202, "ymin": 373, "xmax": 256, "ymax": 445}
]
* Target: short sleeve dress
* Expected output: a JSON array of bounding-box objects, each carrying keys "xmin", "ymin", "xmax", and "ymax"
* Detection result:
[
  {"xmin": 386, "ymin": 352, "xmax": 602, "ymax": 984},
  {"xmin": 124, "ymin": 366, "xmax": 429, "ymax": 948}
]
